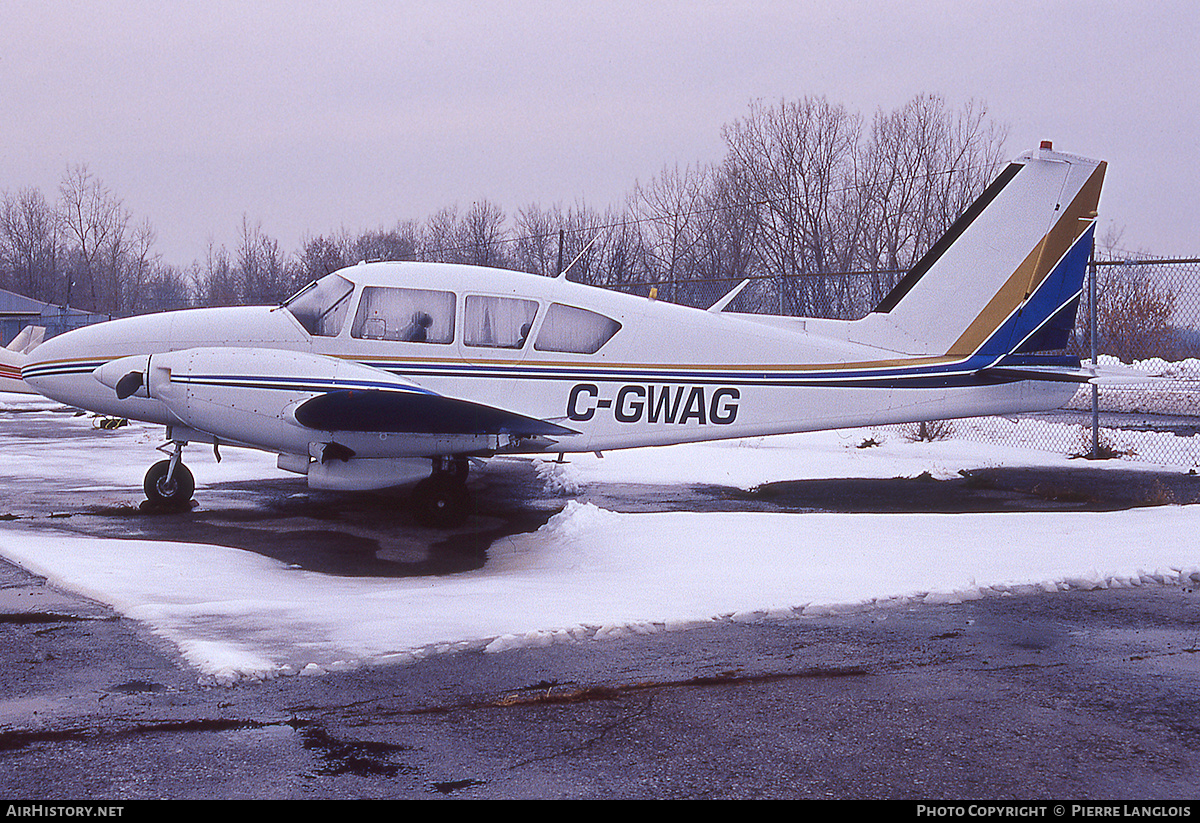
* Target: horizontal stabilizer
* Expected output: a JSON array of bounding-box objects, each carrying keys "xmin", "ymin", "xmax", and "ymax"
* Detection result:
[
  {"xmin": 980, "ymin": 366, "xmax": 1095, "ymax": 384},
  {"xmin": 293, "ymin": 389, "xmax": 578, "ymax": 436},
  {"xmin": 980, "ymin": 362, "xmax": 1167, "ymax": 385}
]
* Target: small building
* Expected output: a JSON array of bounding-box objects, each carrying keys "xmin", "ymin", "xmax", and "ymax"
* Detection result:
[{"xmin": 0, "ymin": 288, "xmax": 112, "ymax": 348}]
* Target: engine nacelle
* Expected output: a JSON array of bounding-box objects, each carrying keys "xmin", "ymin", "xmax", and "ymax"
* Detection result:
[
  {"xmin": 93, "ymin": 346, "xmax": 527, "ymax": 459},
  {"xmin": 306, "ymin": 457, "xmax": 432, "ymax": 490},
  {"xmin": 111, "ymin": 347, "xmax": 430, "ymax": 455}
]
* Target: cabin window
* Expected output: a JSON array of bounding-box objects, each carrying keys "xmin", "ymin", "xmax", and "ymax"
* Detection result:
[
  {"xmin": 533, "ymin": 303, "xmax": 621, "ymax": 354},
  {"xmin": 464, "ymin": 295, "xmax": 538, "ymax": 349},
  {"xmin": 351, "ymin": 286, "xmax": 456, "ymax": 343},
  {"xmin": 284, "ymin": 274, "xmax": 354, "ymax": 337}
]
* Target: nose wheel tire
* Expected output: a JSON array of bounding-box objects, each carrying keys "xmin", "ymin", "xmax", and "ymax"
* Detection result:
[{"xmin": 143, "ymin": 459, "xmax": 195, "ymax": 509}]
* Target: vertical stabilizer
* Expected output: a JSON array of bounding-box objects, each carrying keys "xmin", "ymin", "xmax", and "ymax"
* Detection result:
[{"xmin": 852, "ymin": 145, "xmax": 1106, "ymax": 359}]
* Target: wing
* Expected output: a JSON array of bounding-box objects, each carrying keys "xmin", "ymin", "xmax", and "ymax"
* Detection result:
[{"xmin": 293, "ymin": 389, "xmax": 576, "ymax": 436}]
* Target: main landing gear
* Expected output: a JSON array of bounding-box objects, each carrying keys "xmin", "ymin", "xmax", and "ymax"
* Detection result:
[
  {"xmin": 142, "ymin": 441, "xmax": 194, "ymax": 511},
  {"xmin": 136, "ymin": 442, "xmax": 472, "ymax": 523},
  {"xmin": 410, "ymin": 456, "xmax": 471, "ymax": 527}
]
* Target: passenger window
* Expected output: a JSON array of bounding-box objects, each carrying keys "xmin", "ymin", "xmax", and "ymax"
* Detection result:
[
  {"xmin": 284, "ymin": 274, "xmax": 354, "ymax": 337},
  {"xmin": 351, "ymin": 287, "xmax": 455, "ymax": 343},
  {"xmin": 464, "ymin": 295, "xmax": 538, "ymax": 349},
  {"xmin": 534, "ymin": 303, "xmax": 621, "ymax": 354}
]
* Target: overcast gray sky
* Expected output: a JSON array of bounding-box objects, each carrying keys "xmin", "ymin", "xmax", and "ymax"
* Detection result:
[{"xmin": 3, "ymin": 0, "xmax": 1196, "ymax": 266}]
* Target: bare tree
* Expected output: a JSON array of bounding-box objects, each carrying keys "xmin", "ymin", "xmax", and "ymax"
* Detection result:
[
  {"xmin": 686, "ymin": 161, "xmax": 761, "ymax": 308},
  {"xmin": 0, "ymin": 92, "xmax": 1010, "ymax": 322},
  {"xmin": 854, "ymin": 95, "xmax": 1007, "ymax": 303},
  {"xmin": 459, "ymin": 200, "xmax": 508, "ymax": 268},
  {"xmin": 58, "ymin": 165, "xmax": 131, "ymax": 311},
  {"xmin": 138, "ymin": 260, "xmax": 192, "ymax": 313},
  {"xmin": 298, "ymin": 233, "xmax": 349, "ymax": 284},
  {"xmin": 116, "ymin": 218, "xmax": 158, "ymax": 314},
  {"xmin": 421, "ymin": 205, "xmax": 463, "ymax": 263},
  {"xmin": 417, "ymin": 201, "xmax": 510, "ymax": 268},
  {"xmin": 1081, "ymin": 263, "xmax": 1180, "ymax": 363},
  {"xmin": 349, "ymin": 220, "xmax": 420, "ymax": 264},
  {"xmin": 722, "ymin": 96, "xmax": 860, "ymax": 314},
  {"xmin": 194, "ymin": 241, "xmax": 238, "ymax": 307},
  {"xmin": 512, "ymin": 202, "xmax": 644, "ymax": 286},
  {"xmin": 5, "ymin": 171, "xmax": 163, "ymax": 313},
  {"xmin": 235, "ymin": 216, "xmax": 291, "ymax": 304},
  {"xmin": 715, "ymin": 94, "xmax": 1006, "ymax": 316},
  {"xmin": 595, "ymin": 207, "xmax": 646, "ymax": 288},
  {"xmin": 511, "ymin": 204, "xmax": 560, "ymax": 277},
  {"xmin": 560, "ymin": 204, "xmax": 631, "ymax": 286},
  {"xmin": 0, "ymin": 187, "xmax": 62, "ymax": 303},
  {"xmin": 629, "ymin": 163, "xmax": 712, "ymax": 302}
]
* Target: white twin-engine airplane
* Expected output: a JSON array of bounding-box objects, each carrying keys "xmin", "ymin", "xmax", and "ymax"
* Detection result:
[{"xmin": 23, "ymin": 144, "xmax": 1106, "ymax": 524}]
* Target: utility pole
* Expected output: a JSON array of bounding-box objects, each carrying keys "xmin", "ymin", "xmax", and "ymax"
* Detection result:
[{"xmin": 1090, "ymin": 236, "xmax": 1100, "ymax": 457}]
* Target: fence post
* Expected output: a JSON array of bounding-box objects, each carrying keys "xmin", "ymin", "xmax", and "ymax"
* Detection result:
[{"xmin": 1090, "ymin": 237, "xmax": 1100, "ymax": 457}]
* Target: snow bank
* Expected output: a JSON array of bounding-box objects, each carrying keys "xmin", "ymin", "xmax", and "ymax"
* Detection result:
[{"xmin": 3, "ymin": 496, "xmax": 1198, "ymax": 685}]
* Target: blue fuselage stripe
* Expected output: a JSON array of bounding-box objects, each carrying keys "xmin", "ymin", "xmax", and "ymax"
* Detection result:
[{"xmin": 24, "ymin": 353, "xmax": 1079, "ymax": 394}]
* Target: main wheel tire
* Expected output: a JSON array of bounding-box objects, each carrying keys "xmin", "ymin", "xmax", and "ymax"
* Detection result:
[
  {"xmin": 143, "ymin": 459, "xmax": 195, "ymax": 509},
  {"xmin": 411, "ymin": 474, "xmax": 470, "ymax": 527},
  {"xmin": 447, "ymin": 456, "xmax": 469, "ymax": 481}
]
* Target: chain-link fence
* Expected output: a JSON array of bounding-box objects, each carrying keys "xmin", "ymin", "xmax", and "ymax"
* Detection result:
[
  {"xmin": 605, "ymin": 269, "xmax": 905, "ymax": 318},
  {"xmin": 1055, "ymin": 257, "xmax": 1200, "ymax": 468},
  {"xmin": 608, "ymin": 256, "xmax": 1200, "ymax": 468}
]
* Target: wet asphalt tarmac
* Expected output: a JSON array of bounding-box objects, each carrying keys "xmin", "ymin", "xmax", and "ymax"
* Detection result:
[{"xmin": 1, "ymin": 431, "xmax": 1200, "ymax": 799}]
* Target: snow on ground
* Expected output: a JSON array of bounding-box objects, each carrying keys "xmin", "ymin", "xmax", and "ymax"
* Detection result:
[
  {"xmin": 1, "ymin": 390, "xmax": 1198, "ymax": 685},
  {"xmin": 532, "ymin": 415, "xmax": 1198, "ymax": 495},
  {"xmin": 0, "ymin": 392, "xmax": 277, "ymax": 493}
]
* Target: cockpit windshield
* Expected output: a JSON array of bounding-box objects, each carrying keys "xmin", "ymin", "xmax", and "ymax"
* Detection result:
[{"xmin": 283, "ymin": 274, "xmax": 355, "ymax": 337}]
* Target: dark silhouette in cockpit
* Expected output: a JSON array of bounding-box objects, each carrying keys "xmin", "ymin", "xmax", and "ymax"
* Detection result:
[{"xmin": 403, "ymin": 311, "xmax": 433, "ymax": 342}]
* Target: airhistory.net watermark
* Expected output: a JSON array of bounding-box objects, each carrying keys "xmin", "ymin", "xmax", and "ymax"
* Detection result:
[{"xmin": 5, "ymin": 807, "xmax": 124, "ymax": 818}]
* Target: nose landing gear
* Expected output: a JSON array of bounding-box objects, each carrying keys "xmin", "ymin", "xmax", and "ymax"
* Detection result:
[{"xmin": 142, "ymin": 441, "xmax": 194, "ymax": 511}]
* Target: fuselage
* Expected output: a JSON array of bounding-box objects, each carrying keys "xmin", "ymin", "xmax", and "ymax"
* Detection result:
[{"xmin": 23, "ymin": 260, "xmax": 1075, "ymax": 460}]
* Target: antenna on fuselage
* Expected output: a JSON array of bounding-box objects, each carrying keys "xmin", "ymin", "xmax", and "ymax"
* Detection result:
[
  {"xmin": 707, "ymin": 279, "xmax": 751, "ymax": 313},
  {"xmin": 558, "ymin": 231, "xmax": 602, "ymax": 279}
]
